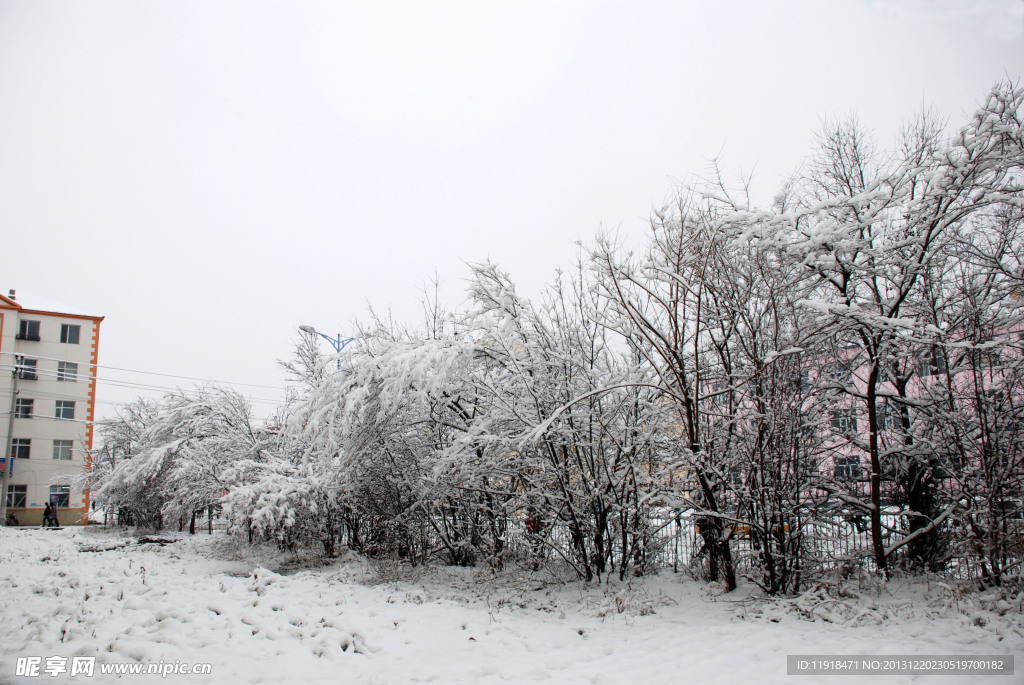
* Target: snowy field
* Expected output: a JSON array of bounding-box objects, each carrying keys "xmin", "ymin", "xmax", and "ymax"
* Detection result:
[{"xmin": 1, "ymin": 527, "xmax": 1021, "ymax": 685}]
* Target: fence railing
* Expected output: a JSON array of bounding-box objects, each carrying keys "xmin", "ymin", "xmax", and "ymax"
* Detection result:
[
  {"xmin": 95, "ymin": 505, "xmax": 1018, "ymax": 582},
  {"xmin": 494, "ymin": 510, "xmax": 1017, "ymax": 581}
]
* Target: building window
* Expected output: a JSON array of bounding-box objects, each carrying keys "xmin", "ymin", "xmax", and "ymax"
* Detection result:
[
  {"xmin": 60, "ymin": 324, "xmax": 81, "ymax": 344},
  {"xmin": 831, "ymin": 408, "xmax": 858, "ymax": 435},
  {"xmin": 49, "ymin": 486, "xmax": 70, "ymax": 508},
  {"xmin": 6, "ymin": 484, "xmax": 27, "ymax": 509},
  {"xmin": 834, "ymin": 455, "xmax": 863, "ymax": 480},
  {"xmin": 11, "ymin": 439, "xmax": 30, "ymax": 459},
  {"xmin": 52, "ymin": 440, "xmax": 74, "ymax": 460},
  {"xmin": 17, "ymin": 320, "xmax": 40, "ymax": 341},
  {"xmin": 14, "ymin": 398, "xmax": 33, "ymax": 419},
  {"xmin": 55, "ymin": 401, "xmax": 75, "ymax": 420},
  {"xmin": 983, "ymin": 389, "xmax": 1005, "ymax": 405},
  {"xmin": 57, "ymin": 361, "xmax": 78, "ymax": 382},
  {"xmin": 879, "ymin": 402, "xmax": 902, "ymax": 431},
  {"xmin": 998, "ymin": 500, "xmax": 1023, "ymax": 520},
  {"xmin": 16, "ymin": 358, "xmax": 38, "ymax": 380},
  {"xmin": 919, "ymin": 349, "xmax": 947, "ymax": 377},
  {"xmin": 822, "ymin": 361, "xmax": 853, "ymax": 384}
]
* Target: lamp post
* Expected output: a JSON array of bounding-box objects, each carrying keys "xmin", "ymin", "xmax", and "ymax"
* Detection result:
[{"xmin": 299, "ymin": 326, "xmax": 358, "ymax": 369}]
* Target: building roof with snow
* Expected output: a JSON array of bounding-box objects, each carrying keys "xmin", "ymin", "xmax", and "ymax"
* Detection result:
[{"xmin": 0, "ymin": 289, "xmax": 104, "ymax": 321}]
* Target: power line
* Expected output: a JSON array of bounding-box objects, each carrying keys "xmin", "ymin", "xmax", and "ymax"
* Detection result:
[
  {"xmin": 0, "ymin": 411, "xmax": 94, "ymax": 426},
  {"xmin": 0, "ymin": 354, "xmax": 293, "ymax": 428},
  {"xmin": 0, "ymin": 364, "xmax": 285, "ymax": 405},
  {"xmin": 4, "ymin": 385, "xmax": 282, "ymax": 409},
  {"xmin": 0, "ymin": 351, "xmax": 288, "ymax": 391}
]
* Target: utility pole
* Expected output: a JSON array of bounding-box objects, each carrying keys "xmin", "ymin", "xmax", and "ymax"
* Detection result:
[{"xmin": 1, "ymin": 359, "xmax": 20, "ymax": 524}]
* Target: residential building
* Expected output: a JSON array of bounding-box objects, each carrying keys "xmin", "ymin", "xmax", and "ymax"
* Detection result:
[{"xmin": 1, "ymin": 289, "xmax": 103, "ymax": 526}]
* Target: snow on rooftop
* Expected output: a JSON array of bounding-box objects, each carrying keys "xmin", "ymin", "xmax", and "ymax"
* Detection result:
[{"xmin": 4, "ymin": 289, "xmax": 102, "ymax": 319}]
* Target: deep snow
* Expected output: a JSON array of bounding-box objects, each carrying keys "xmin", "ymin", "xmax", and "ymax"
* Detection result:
[{"xmin": 0, "ymin": 527, "xmax": 1020, "ymax": 684}]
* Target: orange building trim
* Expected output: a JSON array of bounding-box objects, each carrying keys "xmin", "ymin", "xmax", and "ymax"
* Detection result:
[
  {"xmin": 16, "ymin": 309, "xmax": 104, "ymax": 323},
  {"xmin": 82, "ymin": 319, "xmax": 102, "ymax": 515}
]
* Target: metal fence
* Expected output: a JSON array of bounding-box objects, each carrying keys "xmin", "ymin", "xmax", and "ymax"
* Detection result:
[
  {"xmin": 502, "ymin": 511, "xmax": 1018, "ymax": 581},
  {"xmin": 102, "ymin": 505, "xmax": 1015, "ymax": 582}
]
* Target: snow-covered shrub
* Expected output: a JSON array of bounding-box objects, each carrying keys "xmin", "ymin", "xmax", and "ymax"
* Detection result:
[
  {"xmin": 94, "ymin": 388, "xmax": 266, "ymax": 531},
  {"xmin": 224, "ymin": 460, "xmax": 342, "ymax": 556}
]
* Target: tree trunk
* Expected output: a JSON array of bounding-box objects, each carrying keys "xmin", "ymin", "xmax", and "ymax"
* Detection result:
[{"xmin": 866, "ymin": 365, "xmax": 888, "ymax": 577}]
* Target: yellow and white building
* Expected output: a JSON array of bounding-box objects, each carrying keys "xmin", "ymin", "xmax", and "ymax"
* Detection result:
[{"xmin": 0, "ymin": 289, "xmax": 102, "ymax": 526}]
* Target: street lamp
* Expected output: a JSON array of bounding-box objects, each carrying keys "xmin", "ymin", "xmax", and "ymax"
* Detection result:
[{"xmin": 299, "ymin": 325, "xmax": 358, "ymax": 369}]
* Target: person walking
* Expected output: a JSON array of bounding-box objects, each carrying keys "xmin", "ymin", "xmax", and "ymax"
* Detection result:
[{"xmin": 41, "ymin": 502, "xmax": 52, "ymax": 527}]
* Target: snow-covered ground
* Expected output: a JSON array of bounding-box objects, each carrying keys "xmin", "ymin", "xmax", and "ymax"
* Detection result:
[{"xmin": 1, "ymin": 527, "xmax": 1020, "ymax": 684}]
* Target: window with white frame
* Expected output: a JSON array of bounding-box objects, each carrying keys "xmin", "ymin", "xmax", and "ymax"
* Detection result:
[
  {"xmin": 830, "ymin": 408, "xmax": 858, "ymax": 435},
  {"xmin": 57, "ymin": 361, "xmax": 78, "ymax": 382},
  {"xmin": 834, "ymin": 455, "xmax": 863, "ymax": 480},
  {"xmin": 60, "ymin": 324, "xmax": 81, "ymax": 344},
  {"xmin": 17, "ymin": 358, "xmax": 38, "ymax": 380},
  {"xmin": 11, "ymin": 439, "xmax": 30, "ymax": 459},
  {"xmin": 14, "ymin": 398, "xmax": 33, "ymax": 419},
  {"xmin": 49, "ymin": 486, "xmax": 69, "ymax": 507},
  {"xmin": 52, "ymin": 440, "xmax": 73, "ymax": 460},
  {"xmin": 55, "ymin": 401, "xmax": 75, "ymax": 420},
  {"xmin": 5, "ymin": 484, "xmax": 27, "ymax": 508}
]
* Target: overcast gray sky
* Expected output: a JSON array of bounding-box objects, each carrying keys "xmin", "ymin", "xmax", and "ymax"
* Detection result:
[{"xmin": 1, "ymin": 0, "xmax": 1022, "ymax": 420}]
